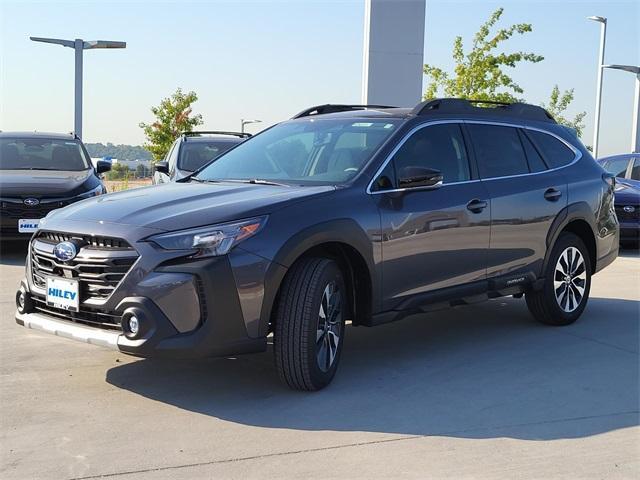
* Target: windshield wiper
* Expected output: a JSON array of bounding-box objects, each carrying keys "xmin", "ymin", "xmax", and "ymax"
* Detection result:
[
  {"xmin": 190, "ymin": 177, "xmax": 289, "ymax": 187},
  {"xmin": 190, "ymin": 176, "xmax": 221, "ymax": 183},
  {"xmin": 243, "ymin": 178, "xmax": 290, "ymax": 187}
]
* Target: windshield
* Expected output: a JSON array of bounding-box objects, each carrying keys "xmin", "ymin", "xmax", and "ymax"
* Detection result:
[
  {"xmin": 602, "ymin": 156, "xmax": 631, "ymax": 178},
  {"xmin": 0, "ymin": 137, "xmax": 90, "ymax": 171},
  {"xmin": 178, "ymin": 140, "xmax": 239, "ymax": 172},
  {"xmin": 194, "ymin": 118, "xmax": 400, "ymax": 185}
]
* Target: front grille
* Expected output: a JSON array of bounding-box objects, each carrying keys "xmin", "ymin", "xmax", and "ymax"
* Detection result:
[
  {"xmin": 615, "ymin": 205, "xmax": 639, "ymax": 222},
  {"xmin": 1, "ymin": 201, "xmax": 67, "ymax": 219},
  {"xmin": 38, "ymin": 231, "xmax": 132, "ymax": 249},
  {"xmin": 32, "ymin": 296, "xmax": 122, "ymax": 331},
  {"xmin": 30, "ymin": 231, "xmax": 138, "ymax": 302}
]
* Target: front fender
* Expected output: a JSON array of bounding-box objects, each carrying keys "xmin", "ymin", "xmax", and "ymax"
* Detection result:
[{"xmin": 252, "ymin": 218, "xmax": 377, "ymax": 337}]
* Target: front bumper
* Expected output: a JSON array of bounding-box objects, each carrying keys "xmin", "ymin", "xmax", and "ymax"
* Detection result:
[
  {"xmin": 15, "ymin": 222, "xmax": 283, "ymax": 358},
  {"xmin": 16, "ymin": 310, "xmax": 119, "ymax": 349}
]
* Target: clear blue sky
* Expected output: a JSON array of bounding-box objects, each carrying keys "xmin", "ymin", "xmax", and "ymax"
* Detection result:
[{"xmin": 1, "ymin": 0, "xmax": 638, "ymax": 156}]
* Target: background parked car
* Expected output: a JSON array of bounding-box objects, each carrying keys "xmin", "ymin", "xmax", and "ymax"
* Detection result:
[
  {"xmin": 0, "ymin": 132, "xmax": 111, "ymax": 240},
  {"xmin": 152, "ymin": 131, "xmax": 250, "ymax": 184},
  {"xmin": 598, "ymin": 153, "xmax": 639, "ymax": 247}
]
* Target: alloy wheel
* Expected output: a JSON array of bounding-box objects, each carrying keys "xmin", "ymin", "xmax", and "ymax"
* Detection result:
[
  {"xmin": 316, "ymin": 281, "xmax": 342, "ymax": 372},
  {"xmin": 553, "ymin": 246, "xmax": 587, "ymax": 313}
]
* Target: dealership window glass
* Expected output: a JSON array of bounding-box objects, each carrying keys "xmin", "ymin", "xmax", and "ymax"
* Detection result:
[
  {"xmin": 178, "ymin": 141, "xmax": 237, "ymax": 172},
  {"xmin": 194, "ymin": 119, "xmax": 400, "ymax": 185},
  {"xmin": 389, "ymin": 123, "xmax": 470, "ymax": 185},
  {"xmin": 526, "ymin": 130, "xmax": 576, "ymax": 169},
  {"xmin": 0, "ymin": 137, "xmax": 89, "ymax": 171},
  {"xmin": 519, "ymin": 129, "xmax": 548, "ymax": 173},
  {"xmin": 467, "ymin": 124, "xmax": 529, "ymax": 178}
]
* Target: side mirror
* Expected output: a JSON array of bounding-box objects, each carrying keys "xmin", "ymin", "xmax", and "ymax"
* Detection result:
[
  {"xmin": 398, "ymin": 166, "xmax": 443, "ymax": 189},
  {"xmin": 154, "ymin": 161, "xmax": 169, "ymax": 174},
  {"xmin": 96, "ymin": 160, "xmax": 112, "ymax": 174}
]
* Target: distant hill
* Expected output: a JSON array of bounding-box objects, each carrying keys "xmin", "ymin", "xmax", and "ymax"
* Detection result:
[{"xmin": 85, "ymin": 143, "xmax": 153, "ymax": 161}]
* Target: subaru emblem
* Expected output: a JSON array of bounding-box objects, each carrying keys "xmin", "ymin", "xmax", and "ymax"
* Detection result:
[
  {"xmin": 623, "ymin": 205, "xmax": 635, "ymax": 213},
  {"xmin": 53, "ymin": 242, "xmax": 77, "ymax": 262},
  {"xmin": 24, "ymin": 198, "xmax": 39, "ymax": 206}
]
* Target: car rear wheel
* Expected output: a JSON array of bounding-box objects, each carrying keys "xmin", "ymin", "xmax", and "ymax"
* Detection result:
[
  {"xmin": 274, "ymin": 257, "xmax": 347, "ymax": 391},
  {"xmin": 526, "ymin": 232, "xmax": 592, "ymax": 326}
]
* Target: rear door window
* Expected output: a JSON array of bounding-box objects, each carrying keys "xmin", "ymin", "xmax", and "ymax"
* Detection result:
[
  {"xmin": 466, "ymin": 124, "xmax": 529, "ymax": 178},
  {"xmin": 526, "ymin": 130, "xmax": 576, "ymax": 169}
]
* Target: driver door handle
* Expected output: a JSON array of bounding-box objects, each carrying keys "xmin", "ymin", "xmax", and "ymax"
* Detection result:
[{"xmin": 466, "ymin": 199, "xmax": 488, "ymax": 213}]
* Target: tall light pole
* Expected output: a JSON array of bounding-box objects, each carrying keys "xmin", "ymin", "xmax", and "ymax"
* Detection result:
[
  {"xmin": 604, "ymin": 64, "xmax": 640, "ymax": 153},
  {"xmin": 587, "ymin": 16, "xmax": 607, "ymax": 158},
  {"xmin": 240, "ymin": 119, "xmax": 262, "ymax": 134},
  {"xmin": 30, "ymin": 37, "xmax": 126, "ymax": 139}
]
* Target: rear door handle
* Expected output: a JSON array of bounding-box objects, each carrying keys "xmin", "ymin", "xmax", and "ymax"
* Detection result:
[
  {"xmin": 544, "ymin": 188, "xmax": 562, "ymax": 202},
  {"xmin": 466, "ymin": 199, "xmax": 488, "ymax": 213}
]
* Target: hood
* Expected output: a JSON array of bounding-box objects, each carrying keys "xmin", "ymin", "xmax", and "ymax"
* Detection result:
[
  {"xmin": 47, "ymin": 181, "xmax": 335, "ymax": 231},
  {"xmin": 0, "ymin": 169, "xmax": 93, "ymax": 197},
  {"xmin": 614, "ymin": 180, "xmax": 640, "ymax": 205}
]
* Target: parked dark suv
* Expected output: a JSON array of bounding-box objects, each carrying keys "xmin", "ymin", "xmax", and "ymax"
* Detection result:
[
  {"xmin": 152, "ymin": 131, "xmax": 250, "ymax": 184},
  {"xmin": 15, "ymin": 100, "xmax": 618, "ymax": 390},
  {"xmin": 598, "ymin": 153, "xmax": 639, "ymax": 246},
  {"xmin": 1, "ymin": 132, "xmax": 111, "ymax": 240}
]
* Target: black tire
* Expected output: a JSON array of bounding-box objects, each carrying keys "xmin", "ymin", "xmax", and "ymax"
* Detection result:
[
  {"xmin": 274, "ymin": 257, "xmax": 347, "ymax": 391},
  {"xmin": 526, "ymin": 232, "xmax": 592, "ymax": 326}
]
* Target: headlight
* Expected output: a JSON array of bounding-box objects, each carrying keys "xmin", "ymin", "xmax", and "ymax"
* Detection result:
[
  {"xmin": 78, "ymin": 185, "xmax": 105, "ymax": 199},
  {"xmin": 148, "ymin": 216, "xmax": 267, "ymax": 257}
]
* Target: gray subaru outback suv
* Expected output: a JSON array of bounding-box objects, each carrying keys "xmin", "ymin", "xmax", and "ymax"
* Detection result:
[{"xmin": 16, "ymin": 99, "xmax": 619, "ymax": 391}]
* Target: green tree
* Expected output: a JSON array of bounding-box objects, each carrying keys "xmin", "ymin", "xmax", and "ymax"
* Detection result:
[
  {"xmin": 106, "ymin": 162, "xmax": 131, "ymax": 181},
  {"xmin": 135, "ymin": 163, "xmax": 148, "ymax": 178},
  {"xmin": 423, "ymin": 8, "xmax": 544, "ymax": 102},
  {"xmin": 139, "ymin": 88, "xmax": 203, "ymax": 161},
  {"xmin": 540, "ymin": 85, "xmax": 587, "ymax": 138}
]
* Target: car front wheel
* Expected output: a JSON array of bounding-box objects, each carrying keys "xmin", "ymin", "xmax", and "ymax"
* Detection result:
[{"xmin": 274, "ymin": 257, "xmax": 347, "ymax": 391}]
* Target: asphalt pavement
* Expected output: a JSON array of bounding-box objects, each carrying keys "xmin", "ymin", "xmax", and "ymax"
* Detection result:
[{"xmin": 1, "ymin": 241, "xmax": 638, "ymax": 479}]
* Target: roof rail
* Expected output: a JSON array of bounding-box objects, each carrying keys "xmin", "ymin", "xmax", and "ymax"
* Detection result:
[
  {"xmin": 181, "ymin": 131, "xmax": 251, "ymax": 139},
  {"xmin": 292, "ymin": 104, "xmax": 397, "ymax": 119},
  {"xmin": 413, "ymin": 98, "xmax": 556, "ymax": 123}
]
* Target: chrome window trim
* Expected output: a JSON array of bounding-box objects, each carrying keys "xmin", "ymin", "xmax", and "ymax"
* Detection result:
[{"xmin": 366, "ymin": 119, "xmax": 582, "ymax": 195}]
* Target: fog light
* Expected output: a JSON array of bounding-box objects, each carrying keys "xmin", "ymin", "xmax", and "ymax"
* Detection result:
[
  {"xmin": 128, "ymin": 316, "xmax": 139, "ymax": 335},
  {"xmin": 16, "ymin": 291, "xmax": 26, "ymax": 313}
]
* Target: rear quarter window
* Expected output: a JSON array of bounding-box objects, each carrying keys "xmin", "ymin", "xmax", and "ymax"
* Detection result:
[{"xmin": 526, "ymin": 130, "xmax": 576, "ymax": 169}]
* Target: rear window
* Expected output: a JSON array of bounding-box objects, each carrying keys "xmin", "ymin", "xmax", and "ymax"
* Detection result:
[
  {"xmin": 467, "ymin": 124, "xmax": 529, "ymax": 179},
  {"xmin": 526, "ymin": 130, "xmax": 576, "ymax": 169},
  {"xmin": 0, "ymin": 137, "xmax": 89, "ymax": 171},
  {"xmin": 178, "ymin": 141, "xmax": 238, "ymax": 172}
]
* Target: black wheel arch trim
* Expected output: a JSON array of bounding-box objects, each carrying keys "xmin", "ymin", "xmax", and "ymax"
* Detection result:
[
  {"xmin": 543, "ymin": 202, "xmax": 597, "ymax": 276},
  {"xmin": 256, "ymin": 219, "xmax": 377, "ymax": 337}
]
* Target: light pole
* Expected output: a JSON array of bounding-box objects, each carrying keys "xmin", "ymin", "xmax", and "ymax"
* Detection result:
[
  {"xmin": 240, "ymin": 119, "xmax": 262, "ymax": 134},
  {"xmin": 587, "ymin": 16, "xmax": 607, "ymax": 158},
  {"xmin": 30, "ymin": 37, "xmax": 126, "ymax": 139},
  {"xmin": 603, "ymin": 64, "xmax": 640, "ymax": 153}
]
